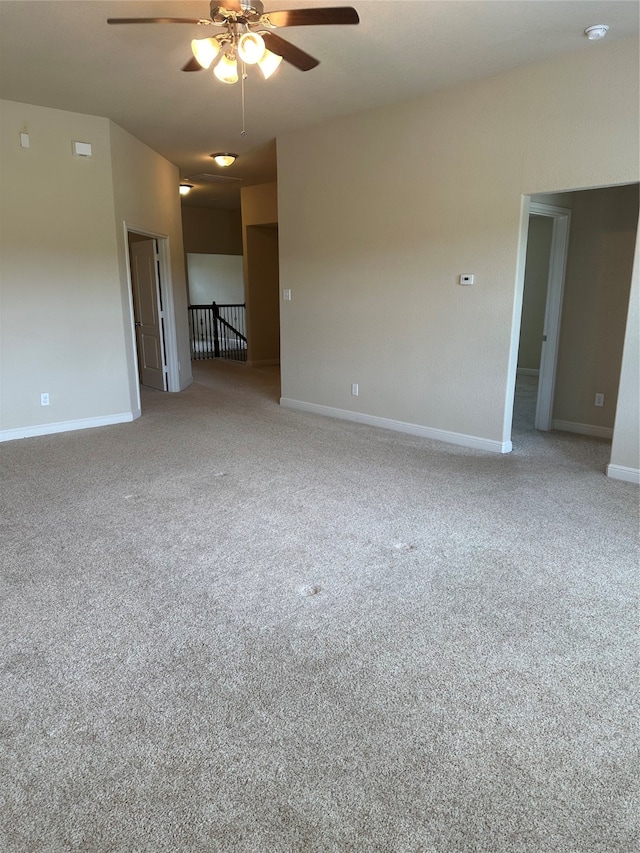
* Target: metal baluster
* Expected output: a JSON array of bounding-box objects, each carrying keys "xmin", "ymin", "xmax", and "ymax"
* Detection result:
[{"xmin": 212, "ymin": 302, "xmax": 220, "ymax": 358}]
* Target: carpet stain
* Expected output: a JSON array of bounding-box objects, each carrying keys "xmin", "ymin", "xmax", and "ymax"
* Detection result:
[
  {"xmin": 394, "ymin": 542, "xmax": 417, "ymax": 551},
  {"xmin": 298, "ymin": 584, "xmax": 322, "ymax": 597}
]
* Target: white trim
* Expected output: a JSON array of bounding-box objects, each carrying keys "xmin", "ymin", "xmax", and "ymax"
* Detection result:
[
  {"xmin": 606, "ymin": 464, "xmax": 640, "ymax": 484},
  {"xmin": 280, "ymin": 398, "xmax": 512, "ymax": 454},
  {"xmin": 529, "ymin": 202, "xmax": 572, "ymax": 431},
  {"xmin": 0, "ymin": 411, "xmax": 138, "ymax": 443},
  {"xmin": 502, "ymin": 194, "xmax": 532, "ymax": 444},
  {"xmin": 517, "ymin": 368, "xmax": 540, "ymax": 376},
  {"xmin": 552, "ymin": 419, "xmax": 613, "ymax": 439},
  {"xmin": 157, "ymin": 237, "xmax": 180, "ymax": 392}
]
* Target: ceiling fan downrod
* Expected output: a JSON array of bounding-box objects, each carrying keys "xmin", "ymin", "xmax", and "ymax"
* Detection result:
[{"xmin": 211, "ymin": 1, "xmax": 265, "ymax": 25}]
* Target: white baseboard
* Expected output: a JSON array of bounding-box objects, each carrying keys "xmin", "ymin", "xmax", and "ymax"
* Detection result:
[
  {"xmin": 280, "ymin": 398, "xmax": 512, "ymax": 454},
  {"xmin": 606, "ymin": 464, "xmax": 640, "ymax": 484},
  {"xmin": 552, "ymin": 419, "xmax": 613, "ymax": 439},
  {"xmin": 0, "ymin": 411, "xmax": 137, "ymax": 443},
  {"xmin": 517, "ymin": 368, "xmax": 540, "ymax": 376}
]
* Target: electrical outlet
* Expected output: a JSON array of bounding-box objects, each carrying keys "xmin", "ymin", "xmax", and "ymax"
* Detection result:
[
  {"xmin": 594, "ymin": 393, "xmax": 605, "ymax": 407},
  {"xmin": 351, "ymin": 383, "xmax": 359, "ymax": 396},
  {"xmin": 40, "ymin": 392, "xmax": 49, "ymax": 406}
]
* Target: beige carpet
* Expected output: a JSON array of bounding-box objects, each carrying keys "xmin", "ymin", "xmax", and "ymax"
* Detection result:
[{"xmin": 1, "ymin": 361, "xmax": 638, "ymax": 852}]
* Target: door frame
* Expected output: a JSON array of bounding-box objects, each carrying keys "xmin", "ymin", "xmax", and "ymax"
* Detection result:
[
  {"xmin": 124, "ymin": 223, "xmax": 180, "ymax": 401},
  {"xmin": 508, "ymin": 199, "xmax": 571, "ymax": 440},
  {"xmin": 528, "ymin": 201, "xmax": 572, "ymax": 430}
]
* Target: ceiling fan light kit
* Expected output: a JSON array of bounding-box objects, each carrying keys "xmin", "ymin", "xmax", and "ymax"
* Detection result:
[
  {"xmin": 257, "ymin": 49, "xmax": 283, "ymax": 79},
  {"xmin": 214, "ymin": 52, "xmax": 240, "ymax": 83},
  {"xmin": 238, "ymin": 31, "xmax": 266, "ymax": 63},
  {"xmin": 108, "ymin": 1, "xmax": 359, "ymax": 137},
  {"xmin": 191, "ymin": 37, "xmax": 220, "ymax": 69},
  {"xmin": 108, "ymin": 2, "xmax": 360, "ymax": 84}
]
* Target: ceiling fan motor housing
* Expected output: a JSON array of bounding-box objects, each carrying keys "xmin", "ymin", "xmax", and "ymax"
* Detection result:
[{"xmin": 210, "ymin": 1, "xmax": 264, "ymax": 24}]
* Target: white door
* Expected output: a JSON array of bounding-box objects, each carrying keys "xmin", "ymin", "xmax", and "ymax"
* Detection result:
[{"xmin": 130, "ymin": 239, "xmax": 167, "ymax": 391}]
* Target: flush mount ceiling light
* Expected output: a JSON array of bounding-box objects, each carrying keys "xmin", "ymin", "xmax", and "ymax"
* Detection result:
[
  {"xmin": 584, "ymin": 24, "xmax": 609, "ymax": 40},
  {"xmin": 108, "ymin": 2, "xmax": 359, "ymax": 84},
  {"xmin": 211, "ymin": 152, "xmax": 238, "ymax": 167},
  {"xmin": 179, "ymin": 183, "xmax": 193, "ymax": 195}
]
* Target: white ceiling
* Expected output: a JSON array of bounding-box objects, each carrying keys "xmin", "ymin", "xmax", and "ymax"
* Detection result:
[{"xmin": 1, "ymin": 0, "xmax": 638, "ymax": 209}]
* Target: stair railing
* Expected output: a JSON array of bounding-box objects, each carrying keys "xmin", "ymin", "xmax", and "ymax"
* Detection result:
[{"xmin": 188, "ymin": 303, "xmax": 247, "ymax": 361}]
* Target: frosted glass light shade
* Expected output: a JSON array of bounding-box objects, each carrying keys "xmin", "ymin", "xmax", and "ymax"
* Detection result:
[
  {"xmin": 191, "ymin": 37, "xmax": 220, "ymax": 69},
  {"xmin": 237, "ymin": 32, "xmax": 265, "ymax": 64},
  {"xmin": 214, "ymin": 53, "xmax": 239, "ymax": 84},
  {"xmin": 258, "ymin": 49, "xmax": 283, "ymax": 80},
  {"xmin": 211, "ymin": 153, "xmax": 237, "ymax": 167},
  {"xmin": 179, "ymin": 183, "xmax": 193, "ymax": 195}
]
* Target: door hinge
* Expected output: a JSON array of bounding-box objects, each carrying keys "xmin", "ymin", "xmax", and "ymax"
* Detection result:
[{"xmin": 542, "ymin": 334, "xmax": 547, "ymax": 341}]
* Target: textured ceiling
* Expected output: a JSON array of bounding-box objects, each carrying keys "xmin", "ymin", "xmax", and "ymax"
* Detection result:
[{"xmin": 1, "ymin": 0, "xmax": 638, "ymax": 209}]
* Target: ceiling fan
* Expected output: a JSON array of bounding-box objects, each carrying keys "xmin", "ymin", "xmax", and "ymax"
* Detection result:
[{"xmin": 107, "ymin": 1, "xmax": 360, "ymax": 84}]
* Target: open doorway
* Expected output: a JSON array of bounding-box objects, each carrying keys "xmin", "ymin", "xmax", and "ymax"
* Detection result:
[
  {"xmin": 125, "ymin": 226, "xmax": 180, "ymax": 403},
  {"xmin": 245, "ymin": 224, "xmax": 280, "ymax": 367},
  {"xmin": 514, "ymin": 202, "xmax": 571, "ymax": 432},
  {"xmin": 513, "ymin": 184, "xmax": 639, "ymax": 447},
  {"xmin": 128, "ymin": 233, "xmax": 167, "ymax": 391}
]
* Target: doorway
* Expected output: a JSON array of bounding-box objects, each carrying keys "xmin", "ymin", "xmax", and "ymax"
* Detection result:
[
  {"xmin": 245, "ymin": 224, "xmax": 280, "ymax": 367},
  {"xmin": 512, "ymin": 185, "xmax": 639, "ymax": 449},
  {"xmin": 125, "ymin": 226, "xmax": 180, "ymax": 401},
  {"xmin": 129, "ymin": 234, "xmax": 167, "ymax": 390},
  {"xmin": 516, "ymin": 202, "xmax": 571, "ymax": 431}
]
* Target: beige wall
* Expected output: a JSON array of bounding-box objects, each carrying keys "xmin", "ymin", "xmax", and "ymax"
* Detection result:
[
  {"xmin": 553, "ymin": 185, "xmax": 639, "ymax": 432},
  {"xmin": 241, "ymin": 183, "xmax": 279, "ymax": 365},
  {"xmin": 181, "ymin": 206, "xmax": 242, "ymax": 255},
  {"xmin": 277, "ymin": 38, "xmax": 640, "ymax": 469},
  {"xmin": 518, "ymin": 216, "xmax": 552, "ymax": 371},
  {"xmin": 187, "ymin": 254, "xmax": 244, "ymax": 304},
  {"xmin": 241, "ymin": 183, "xmax": 278, "ymax": 228},
  {"xmin": 245, "ymin": 226, "xmax": 280, "ymax": 364},
  {"xmin": 0, "ymin": 100, "xmax": 128, "ymax": 435},
  {"xmin": 0, "ymin": 99, "xmax": 192, "ymax": 440},
  {"xmin": 610, "ymin": 235, "xmax": 640, "ymax": 480}
]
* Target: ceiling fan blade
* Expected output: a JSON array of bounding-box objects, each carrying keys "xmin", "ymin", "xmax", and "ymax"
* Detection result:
[
  {"xmin": 107, "ymin": 17, "xmax": 207, "ymax": 25},
  {"xmin": 261, "ymin": 7, "xmax": 359, "ymax": 27},
  {"xmin": 182, "ymin": 56, "xmax": 205, "ymax": 71},
  {"xmin": 262, "ymin": 31, "xmax": 319, "ymax": 71}
]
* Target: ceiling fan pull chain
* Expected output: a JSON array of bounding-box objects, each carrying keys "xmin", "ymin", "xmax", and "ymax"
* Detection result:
[{"xmin": 241, "ymin": 62, "xmax": 247, "ymax": 136}]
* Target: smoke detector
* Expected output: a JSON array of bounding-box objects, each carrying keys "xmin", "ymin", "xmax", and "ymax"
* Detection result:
[{"xmin": 584, "ymin": 25, "xmax": 609, "ymax": 40}]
